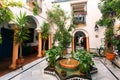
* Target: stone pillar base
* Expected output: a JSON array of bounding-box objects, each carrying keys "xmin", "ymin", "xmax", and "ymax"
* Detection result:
[
  {"xmin": 9, "ymin": 64, "xmax": 16, "ymax": 69},
  {"xmin": 37, "ymin": 53, "xmax": 42, "ymax": 58}
]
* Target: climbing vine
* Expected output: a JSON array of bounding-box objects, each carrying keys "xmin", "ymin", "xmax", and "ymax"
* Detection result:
[{"xmin": 97, "ymin": 0, "xmax": 120, "ymax": 51}]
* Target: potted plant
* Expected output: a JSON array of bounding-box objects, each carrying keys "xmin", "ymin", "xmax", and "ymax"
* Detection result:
[
  {"xmin": 32, "ymin": 1, "xmax": 42, "ymax": 15},
  {"xmin": 14, "ymin": 11, "xmax": 29, "ymax": 67},
  {"xmin": 96, "ymin": 0, "xmax": 120, "ymax": 60},
  {"xmin": 45, "ymin": 46, "xmax": 59, "ymax": 70},
  {"xmin": 54, "ymin": 28, "xmax": 72, "ymax": 55},
  {"xmin": 114, "ymin": 35, "xmax": 120, "ymax": 55},
  {"xmin": 40, "ymin": 21, "xmax": 50, "ymax": 56},
  {"xmin": 74, "ymin": 49, "xmax": 94, "ymax": 75},
  {"xmin": 104, "ymin": 28, "xmax": 116, "ymax": 60},
  {"xmin": 47, "ymin": 5, "xmax": 75, "ymax": 56}
]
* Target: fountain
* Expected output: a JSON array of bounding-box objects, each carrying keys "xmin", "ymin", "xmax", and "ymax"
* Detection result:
[
  {"xmin": 44, "ymin": 58, "xmax": 92, "ymax": 80},
  {"xmin": 44, "ymin": 54, "xmax": 92, "ymax": 80},
  {"xmin": 59, "ymin": 58, "xmax": 79, "ymax": 69}
]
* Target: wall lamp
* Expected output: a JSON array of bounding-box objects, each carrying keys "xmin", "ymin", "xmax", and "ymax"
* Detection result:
[{"xmin": 94, "ymin": 24, "xmax": 99, "ymax": 31}]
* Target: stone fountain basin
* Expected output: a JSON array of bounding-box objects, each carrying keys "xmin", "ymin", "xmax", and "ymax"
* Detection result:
[{"xmin": 59, "ymin": 58, "xmax": 79, "ymax": 69}]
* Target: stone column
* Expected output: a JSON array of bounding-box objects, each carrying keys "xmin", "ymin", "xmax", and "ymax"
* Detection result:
[
  {"xmin": 9, "ymin": 28, "xmax": 19, "ymax": 69},
  {"xmin": 72, "ymin": 36, "xmax": 75, "ymax": 53},
  {"xmin": 37, "ymin": 31, "xmax": 42, "ymax": 57},
  {"xmin": 86, "ymin": 37, "xmax": 89, "ymax": 51},
  {"xmin": 49, "ymin": 32, "xmax": 52, "ymax": 49},
  {"xmin": 10, "ymin": 43, "xmax": 19, "ymax": 69}
]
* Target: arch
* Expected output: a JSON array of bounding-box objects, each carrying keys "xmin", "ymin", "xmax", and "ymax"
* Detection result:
[
  {"xmin": 22, "ymin": 15, "xmax": 39, "ymax": 56},
  {"xmin": 26, "ymin": 15, "xmax": 39, "ymax": 28},
  {"xmin": 72, "ymin": 28, "xmax": 89, "ymax": 52},
  {"xmin": 23, "ymin": 15, "xmax": 38, "ymax": 44},
  {"xmin": 72, "ymin": 28, "xmax": 89, "ymax": 37}
]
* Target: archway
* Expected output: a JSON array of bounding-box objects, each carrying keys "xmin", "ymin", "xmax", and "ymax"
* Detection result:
[
  {"xmin": 72, "ymin": 29, "xmax": 89, "ymax": 52},
  {"xmin": 74, "ymin": 31, "xmax": 86, "ymax": 51},
  {"xmin": 22, "ymin": 15, "xmax": 39, "ymax": 56}
]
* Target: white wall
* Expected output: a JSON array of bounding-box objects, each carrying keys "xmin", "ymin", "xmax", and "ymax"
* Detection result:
[
  {"xmin": 52, "ymin": 0, "xmax": 105, "ymax": 49},
  {"xmin": 86, "ymin": 0, "xmax": 105, "ymax": 49},
  {"xmin": 9, "ymin": 0, "xmax": 105, "ymax": 49}
]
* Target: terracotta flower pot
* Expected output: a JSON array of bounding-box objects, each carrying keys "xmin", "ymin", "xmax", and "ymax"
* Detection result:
[
  {"xmin": 63, "ymin": 49, "xmax": 67, "ymax": 54},
  {"xmin": 106, "ymin": 52, "xmax": 116, "ymax": 61},
  {"xmin": 16, "ymin": 58, "xmax": 24, "ymax": 67},
  {"xmin": 41, "ymin": 50, "xmax": 45, "ymax": 57}
]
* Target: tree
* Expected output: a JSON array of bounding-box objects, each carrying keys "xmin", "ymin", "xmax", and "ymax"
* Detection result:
[
  {"xmin": 14, "ymin": 11, "xmax": 29, "ymax": 58},
  {"xmin": 47, "ymin": 5, "xmax": 75, "ymax": 55},
  {"xmin": 41, "ymin": 21, "xmax": 50, "ymax": 53}
]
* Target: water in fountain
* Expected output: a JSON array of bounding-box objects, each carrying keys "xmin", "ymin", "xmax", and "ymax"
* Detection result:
[{"xmin": 67, "ymin": 58, "xmax": 71, "ymax": 64}]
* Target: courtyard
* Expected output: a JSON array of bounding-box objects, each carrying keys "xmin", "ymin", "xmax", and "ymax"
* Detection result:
[
  {"xmin": 0, "ymin": 55, "xmax": 120, "ymax": 80},
  {"xmin": 1, "ymin": 0, "xmax": 120, "ymax": 80}
]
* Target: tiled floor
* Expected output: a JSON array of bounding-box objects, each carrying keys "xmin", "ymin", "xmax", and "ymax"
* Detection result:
[
  {"xmin": 0, "ymin": 54, "xmax": 39, "ymax": 77},
  {"xmin": 92, "ymin": 58, "xmax": 119, "ymax": 80},
  {"xmin": 0, "ymin": 57, "xmax": 120, "ymax": 80}
]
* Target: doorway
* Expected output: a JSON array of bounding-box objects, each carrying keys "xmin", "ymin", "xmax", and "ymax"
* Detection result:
[{"xmin": 74, "ymin": 31, "xmax": 86, "ymax": 51}]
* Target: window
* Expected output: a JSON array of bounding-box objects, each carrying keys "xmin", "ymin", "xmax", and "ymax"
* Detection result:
[{"xmin": 71, "ymin": 2, "xmax": 87, "ymax": 25}]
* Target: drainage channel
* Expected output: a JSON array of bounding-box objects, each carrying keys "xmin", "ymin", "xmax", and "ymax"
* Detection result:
[
  {"xmin": 8, "ymin": 57, "xmax": 47, "ymax": 80},
  {"xmin": 112, "ymin": 61, "xmax": 120, "ymax": 69},
  {"xmin": 100, "ymin": 60, "xmax": 119, "ymax": 80}
]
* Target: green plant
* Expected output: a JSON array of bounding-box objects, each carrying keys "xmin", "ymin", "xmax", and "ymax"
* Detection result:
[
  {"xmin": 54, "ymin": 28, "xmax": 72, "ymax": 50},
  {"xmin": 32, "ymin": 1, "xmax": 39, "ymax": 15},
  {"xmin": 0, "ymin": 0, "xmax": 23, "ymax": 44},
  {"xmin": 96, "ymin": 0, "xmax": 120, "ymax": 53},
  {"xmin": 113, "ymin": 36, "xmax": 120, "ymax": 52},
  {"xmin": 14, "ymin": 11, "xmax": 29, "ymax": 58},
  {"xmin": 41, "ymin": 21, "xmax": 50, "ymax": 51},
  {"xmin": 0, "ymin": 6, "xmax": 14, "ymax": 24},
  {"xmin": 105, "ymin": 28, "xmax": 114, "ymax": 52},
  {"xmin": 74, "ymin": 49, "xmax": 94, "ymax": 73},
  {"xmin": 47, "ymin": 5, "xmax": 75, "ymax": 54},
  {"xmin": 0, "ymin": 0, "xmax": 22, "ymax": 24},
  {"xmin": 46, "ymin": 46, "xmax": 60, "ymax": 68}
]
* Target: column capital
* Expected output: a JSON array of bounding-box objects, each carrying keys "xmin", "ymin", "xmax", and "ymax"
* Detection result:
[{"xmin": 36, "ymin": 28, "xmax": 41, "ymax": 32}]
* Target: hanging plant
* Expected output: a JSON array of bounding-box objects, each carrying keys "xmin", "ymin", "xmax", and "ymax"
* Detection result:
[
  {"xmin": 0, "ymin": 6, "xmax": 14, "ymax": 24},
  {"xmin": 32, "ymin": 1, "xmax": 39, "ymax": 15},
  {"xmin": 0, "ymin": 0, "xmax": 22, "ymax": 24}
]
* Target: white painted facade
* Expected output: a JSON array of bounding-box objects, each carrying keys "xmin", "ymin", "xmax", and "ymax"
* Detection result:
[
  {"xmin": 9, "ymin": 0, "xmax": 105, "ymax": 49},
  {"xmin": 52, "ymin": 0, "xmax": 105, "ymax": 49}
]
